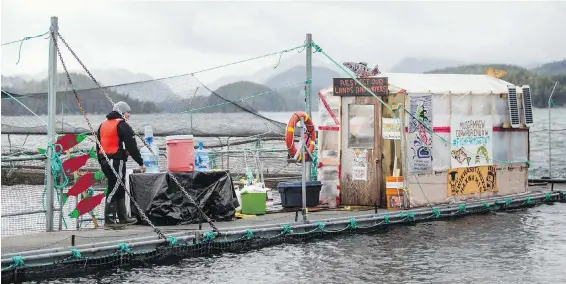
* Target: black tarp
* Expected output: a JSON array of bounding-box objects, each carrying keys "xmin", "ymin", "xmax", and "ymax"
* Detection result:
[{"xmin": 129, "ymin": 171, "xmax": 238, "ymax": 226}]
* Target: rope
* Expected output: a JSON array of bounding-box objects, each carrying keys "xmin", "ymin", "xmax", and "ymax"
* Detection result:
[
  {"xmin": 1, "ymin": 90, "xmax": 48, "ymax": 125},
  {"xmin": 1, "ymin": 31, "xmax": 50, "ymax": 65},
  {"xmin": 41, "ymin": 142, "xmax": 69, "ymax": 229},
  {"xmin": 178, "ymin": 81, "xmax": 308, "ymax": 114},
  {"xmin": 1, "ymin": 256, "xmax": 24, "ymax": 272}
]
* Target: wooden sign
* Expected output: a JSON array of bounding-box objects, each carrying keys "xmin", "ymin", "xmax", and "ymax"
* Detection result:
[
  {"xmin": 333, "ymin": 77, "xmax": 388, "ymax": 97},
  {"xmin": 447, "ymin": 165, "xmax": 498, "ymax": 196}
]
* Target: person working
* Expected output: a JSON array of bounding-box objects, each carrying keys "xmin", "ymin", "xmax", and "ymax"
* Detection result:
[{"xmin": 96, "ymin": 101, "xmax": 145, "ymax": 229}]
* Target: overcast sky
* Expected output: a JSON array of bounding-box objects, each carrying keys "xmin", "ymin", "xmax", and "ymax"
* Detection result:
[{"xmin": 2, "ymin": 0, "xmax": 566, "ymax": 84}]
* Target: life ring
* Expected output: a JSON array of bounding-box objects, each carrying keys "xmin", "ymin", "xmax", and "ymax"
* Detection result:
[{"xmin": 286, "ymin": 111, "xmax": 316, "ymax": 162}]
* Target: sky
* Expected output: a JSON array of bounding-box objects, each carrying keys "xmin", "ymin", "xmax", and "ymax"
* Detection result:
[{"xmin": 2, "ymin": 0, "xmax": 566, "ymax": 85}]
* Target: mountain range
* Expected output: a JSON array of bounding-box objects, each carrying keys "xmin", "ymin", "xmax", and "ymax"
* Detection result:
[{"xmin": 2, "ymin": 58, "xmax": 565, "ymax": 116}]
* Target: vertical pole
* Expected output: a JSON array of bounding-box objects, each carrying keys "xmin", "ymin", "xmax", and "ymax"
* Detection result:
[
  {"xmin": 547, "ymin": 81, "xmax": 558, "ymax": 178},
  {"xmin": 400, "ymin": 100, "xmax": 409, "ymax": 208},
  {"xmin": 305, "ymin": 33, "xmax": 313, "ymax": 181},
  {"xmin": 300, "ymin": 117, "xmax": 307, "ymax": 222},
  {"xmin": 45, "ymin": 16, "xmax": 58, "ymax": 232}
]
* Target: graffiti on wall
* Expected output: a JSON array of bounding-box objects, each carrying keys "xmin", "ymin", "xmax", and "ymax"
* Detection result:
[
  {"xmin": 450, "ymin": 115, "xmax": 493, "ymax": 168},
  {"xmin": 447, "ymin": 165, "xmax": 498, "ymax": 196},
  {"xmin": 408, "ymin": 95, "xmax": 433, "ymax": 173}
]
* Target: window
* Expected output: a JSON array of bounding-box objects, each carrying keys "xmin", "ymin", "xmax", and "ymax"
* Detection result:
[{"xmin": 348, "ymin": 104, "xmax": 374, "ymax": 148}]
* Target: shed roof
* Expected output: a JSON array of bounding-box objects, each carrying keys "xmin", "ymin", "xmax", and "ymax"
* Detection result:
[{"xmin": 375, "ymin": 72, "xmax": 516, "ymax": 95}]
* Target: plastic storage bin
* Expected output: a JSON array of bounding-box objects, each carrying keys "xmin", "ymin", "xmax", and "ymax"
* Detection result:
[
  {"xmin": 241, "ymin": 192, "xmax": 266, "ymax": 215},
  {"xmin": 165, "ymin": 135, "xmax": 195, "ymax": 172},
  {"xmin": 277, "ymin": 181, "xmax": 322, "ymax": 208}
]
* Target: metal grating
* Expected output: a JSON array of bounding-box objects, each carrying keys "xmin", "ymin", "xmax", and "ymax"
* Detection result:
[
  {"xmin": 521, "ymin": 85, "xmax": 534, "ymax": 127},
  {"xmin": 507, "ymin": 86, "xmax": 521, "ymax": 128}
]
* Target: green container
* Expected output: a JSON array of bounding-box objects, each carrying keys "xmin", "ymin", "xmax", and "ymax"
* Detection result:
[{"xmin": 241, "ymin": 192, "xmax": 266, "ymax": 215}]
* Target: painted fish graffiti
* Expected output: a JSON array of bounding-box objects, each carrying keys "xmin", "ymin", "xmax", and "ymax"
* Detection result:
[
  {"xmin": 69, "ymin": 193, "xmax": 105, "ymax": 218},
  {"xmin": 62, "ymin": 171, "xmax": 105, "ymax": 205},
  {"xmin": 62, "ymin": 147, "xmax": 97, "ymax": 175},
  {"xmin": 451, "ymin": 147, "xmax": 472, "ymax": 166},
  {"xmin": 38, "ymin": 133, "xmax": 88, "ymax": 154}
]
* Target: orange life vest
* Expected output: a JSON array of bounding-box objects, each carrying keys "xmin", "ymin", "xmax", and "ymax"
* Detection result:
[{"xmin": 98, "ymin": 118, "xmax": 124, "ymax": 155}]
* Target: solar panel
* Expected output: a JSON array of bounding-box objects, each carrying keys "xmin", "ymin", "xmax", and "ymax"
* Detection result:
[
  {"xmin": 507, "ymin": 86, "xmax": 521, "ymax": 128},
  {"xmin": 521, "ymin": 85, "xmax": 534, "ymax": 127}
]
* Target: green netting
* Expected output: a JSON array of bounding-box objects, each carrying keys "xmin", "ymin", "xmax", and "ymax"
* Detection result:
[{"xmin": 2, "ymin": 192, "xmax": 564, "ymax": 283}]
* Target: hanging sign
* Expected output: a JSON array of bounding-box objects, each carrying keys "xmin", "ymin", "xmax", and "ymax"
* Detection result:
[
  {"xmin": 382, "ymin": 117, "xmax": 401, "ymax": 140},
  {"xmin": 332, "ymin": 77, "xmax": 388, "ymax": 96},
  {"xmin": 450, "ymin": 115, "xmax": 493, "ymax": 168}
]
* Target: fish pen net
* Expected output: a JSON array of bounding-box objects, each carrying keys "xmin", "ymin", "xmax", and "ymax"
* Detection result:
[{"xmin": 1, "ymin": 37, "xmax": 311, "ymax": 237}]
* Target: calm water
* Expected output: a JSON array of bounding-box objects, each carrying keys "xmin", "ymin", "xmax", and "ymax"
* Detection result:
[{"xmin": 49, "ymin": 203, "xmax": 566, "ymax": 284}]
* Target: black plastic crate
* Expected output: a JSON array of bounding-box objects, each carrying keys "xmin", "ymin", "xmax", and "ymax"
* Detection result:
[{"xmin": 277, "ymin": 181, "xmax": 322, "ymax": 208}]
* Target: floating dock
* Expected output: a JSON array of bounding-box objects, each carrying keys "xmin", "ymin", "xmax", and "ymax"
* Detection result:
[{"xmin": 2, "ymin": 186, "xmax": 565, "ymax": 283}]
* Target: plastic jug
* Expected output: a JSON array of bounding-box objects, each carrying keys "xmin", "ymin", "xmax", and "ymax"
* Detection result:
[
  {"xmin": 141, "ymin": 137, "xmax": 160, "ymax": 173},
  {"xmin": 194, "ymin": 141, "xmax": 210, "ymax": 171}
]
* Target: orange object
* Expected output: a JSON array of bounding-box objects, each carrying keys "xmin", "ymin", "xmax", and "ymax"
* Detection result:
[
  {"xmin": 166, "ymin": 135, "xmax": 195, "ymax": 172},
  {"xmin": 385, "ymin": 176, "xmax": 405, "ymax": 210},
  {"xmin": 98, "ymin": 118, "xmax": 124, "ymax": 155},
  {"xmin": 285, "ymin": 111, "xmax": 316, "ymax": 162}
]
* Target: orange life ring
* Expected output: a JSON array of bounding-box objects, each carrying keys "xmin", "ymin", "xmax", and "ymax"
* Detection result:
[{"xmin": 286, "ymin": 111, "xmax": 316, "ymax": 162}]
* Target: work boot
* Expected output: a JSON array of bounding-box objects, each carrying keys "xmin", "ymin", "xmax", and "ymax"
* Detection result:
[
  {"xmin": 116, "ymin": 198, "xmax": 138, "ymax": 225},
  {"xmin": 104, "ymin": 201, "xmax": 118, "ymax": 228}
]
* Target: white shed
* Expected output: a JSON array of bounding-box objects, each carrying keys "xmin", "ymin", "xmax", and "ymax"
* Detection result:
[{"xmin": 317, "ymin": 72, "xmax": 533, "ymax": 208}]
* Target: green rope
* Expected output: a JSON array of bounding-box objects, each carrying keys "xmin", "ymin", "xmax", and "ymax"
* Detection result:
[
  {"xmin": 41, "ymin": 142, "xmax": 69, "ymax": 229},
  {"xmin": 1, "ymin": 31, "xmax": 50, "ymax": 65},
  {"xmin": 432, "ymin": 208, "xmax": 441, "ymax": 218},
  {"xmin": 349, "ymin": 218, "xmax": 358, "ymax": 229},
  {"xmin": 281, "ymin": 224, "xmax": 291, "ymax": 235},
  {"xmin": 202, "ymin": 232, "xmax": 216, "ymax": 242},
  {"xmin": 1, "ymin": 256, "xmax": 24, "ymax": 271},
  {"xmin": 383, "ymin": 215, "xmax": 390, "ymax": 224},
  {"xmin": 316, "ymin": 222, "xmax": 325, "ymax": 231},
  {"xmin": 70, "ymin": 249, "xmax": 82, "ymax": 259},
  {"xmin": 545, "ymin": 192, "xmax": 552, "ymax": 202},
  {"xmin": 505, "ymin": 198, "xmax": 512, "ymax": 206},
  {"xmin": 458, "ymin": 204, "xmax": 467, "ymax": 213},
  {"xmin": 117, "ymin": 243, "xmax": 131, "ymax": 254},
  {"xmin": 167, "ymin": 236, "xmax": 178, "ymax": 246},
  {"xmin": 525, "ymin": 197, "xmax": 534, "ymax": 205},
  {"xmin": 483, "ymin": 203, "xmax": 491, "ymax": 209},
  {"xmin": 243, "ymin": 229, "xmax": 254, "ymax": 239}
]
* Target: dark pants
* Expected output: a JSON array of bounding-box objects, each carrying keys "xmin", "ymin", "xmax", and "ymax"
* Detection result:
[{"xmin": 100, "ymin": 158, "xmax": 127, "ymax": 204}]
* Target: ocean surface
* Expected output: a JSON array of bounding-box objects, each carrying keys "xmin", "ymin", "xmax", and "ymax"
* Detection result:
[{"xmin": 3, "ymin": 108, "xmax": 566, "ymax": 283}]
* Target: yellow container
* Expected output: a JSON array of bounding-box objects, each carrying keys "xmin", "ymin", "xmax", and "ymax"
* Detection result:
[{"xmin": 385, "ymin": 176, "xmax": 406, "ymax": 210}]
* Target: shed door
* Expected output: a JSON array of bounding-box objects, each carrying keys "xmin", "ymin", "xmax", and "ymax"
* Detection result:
[{"xmin": 340, "ymin": 96, "xmax": 383, "ymax": 206}]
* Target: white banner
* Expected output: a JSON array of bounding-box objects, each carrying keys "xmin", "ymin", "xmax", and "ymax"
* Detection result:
[{"xmin": 450, "ymin": 115, "xmax": 493, "ymax": 168}]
